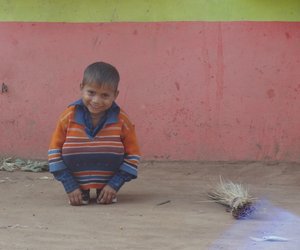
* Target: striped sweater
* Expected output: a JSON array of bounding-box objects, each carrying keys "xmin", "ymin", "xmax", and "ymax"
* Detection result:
[{"xmin": 48, "ymin": 100, "xmax": 140, "ymax": 191}]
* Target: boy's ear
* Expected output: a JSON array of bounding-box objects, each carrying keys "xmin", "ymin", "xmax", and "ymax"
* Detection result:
[
  {"xmin": 80, "ymin": 83, "xmax": 84, "ymax": 90},
  {"xmin": 114, "ymin": 90, "xmax": 119, "ymax": 99}
]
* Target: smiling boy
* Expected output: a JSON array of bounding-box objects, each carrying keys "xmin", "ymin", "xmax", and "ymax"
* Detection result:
[{"xmin": 48, "ymin": 62, "xmax": 140, "ymax": 205}]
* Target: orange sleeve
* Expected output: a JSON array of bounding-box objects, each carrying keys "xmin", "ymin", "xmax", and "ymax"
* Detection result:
[
  {"xmin": 119, "ymin": 111, "xmax": 141, "ymax": 177},
  {"xmin": 48, "ymin": 107, "xmax": 75, "ymax": 172}
]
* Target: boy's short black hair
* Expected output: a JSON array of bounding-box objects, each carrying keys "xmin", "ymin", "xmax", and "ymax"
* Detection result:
[{"xmin": 82, "ymin": 62, "xmax": 120, "ymax": 90}]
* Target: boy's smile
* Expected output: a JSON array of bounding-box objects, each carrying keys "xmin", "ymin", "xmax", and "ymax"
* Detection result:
[{"xmin": 81, "ymin": 82, "xmax": 119, "ymax": 117}]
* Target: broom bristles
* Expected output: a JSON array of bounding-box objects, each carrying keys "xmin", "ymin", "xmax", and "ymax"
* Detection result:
[{"xmin": 208, "ymin": 176, "xmax": 256, "ymax": 219}]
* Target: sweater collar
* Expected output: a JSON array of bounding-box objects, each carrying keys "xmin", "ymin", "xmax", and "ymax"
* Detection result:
[{"xmin": 69, "ymin": 99, "xmax": 120, "ymax": 136}]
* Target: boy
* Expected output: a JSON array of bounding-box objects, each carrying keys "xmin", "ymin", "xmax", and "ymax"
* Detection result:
[{"xmin": 48, "ymin": 62, "xmax": 140, "ymax": 205}]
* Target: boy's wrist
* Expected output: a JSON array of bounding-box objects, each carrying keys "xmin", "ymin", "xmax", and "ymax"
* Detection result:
[
  {"xmin": 107, "ymin": 174, "xmax": 125, "ymax": 191},
  {"xmin": 64, "ymin": 182, "xmax": 80, "ymax": 193},
  {"xmin": 53, "ymin": 169, "xmax": 79, "ymax": 193},
  {"xmin": 107, "ymin": 169, "xmax": 135, "ymax": 191}
]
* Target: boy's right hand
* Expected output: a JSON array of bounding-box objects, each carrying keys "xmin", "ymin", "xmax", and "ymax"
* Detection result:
[{"xmin": 67, "ymin": 188, "xmax": 82, "ymax": 206}]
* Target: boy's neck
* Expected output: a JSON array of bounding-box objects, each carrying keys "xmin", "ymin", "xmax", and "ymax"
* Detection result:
[{"xmin": 90, "ymin": 112, "xmax": 105, "ymax": 127}]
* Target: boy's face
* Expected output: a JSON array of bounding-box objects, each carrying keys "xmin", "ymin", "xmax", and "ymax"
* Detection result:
[{"xmin": 80, "ymin": 82, "xmax": 119, "ymax": 116}]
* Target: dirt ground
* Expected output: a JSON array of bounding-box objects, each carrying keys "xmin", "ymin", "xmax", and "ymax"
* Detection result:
[{"xmin": 0, "ymin": 161, "xmax": 299, "ymax": 250}]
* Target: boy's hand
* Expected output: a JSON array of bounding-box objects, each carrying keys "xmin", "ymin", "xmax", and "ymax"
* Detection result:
[
  {"xmin": 67, "ymin": 188, "xmax": 82, "ymax": 206},
  {"xmin": 97, "ymin": 185, "xmax": 117, "ymax": 204}
]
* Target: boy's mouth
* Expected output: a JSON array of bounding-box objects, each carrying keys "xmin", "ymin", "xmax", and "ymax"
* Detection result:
[{"xmin": 89, "ymin": 105, "xmax": 104, "ymax": 112}]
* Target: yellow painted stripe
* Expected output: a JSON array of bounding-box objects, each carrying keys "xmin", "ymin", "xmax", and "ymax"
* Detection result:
[{"xmin": 0, "ymin": 0, "xmax": 300, "ymax": 22}]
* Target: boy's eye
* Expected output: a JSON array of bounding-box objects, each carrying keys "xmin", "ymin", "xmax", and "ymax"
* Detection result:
[{"xmin": 88, "ymin": 90, "xmax": 95, "ymax": 95}]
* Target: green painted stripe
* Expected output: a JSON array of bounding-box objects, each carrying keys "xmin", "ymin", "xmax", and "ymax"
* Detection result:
[{"xmin": 1, "ymin": 0, "xmax": 300, "ymax": 22}]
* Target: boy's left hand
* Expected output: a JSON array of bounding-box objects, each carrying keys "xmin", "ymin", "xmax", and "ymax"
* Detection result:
[{"xmin": 97, "ymin": 185, "xmax": 117, "ymax": 204}]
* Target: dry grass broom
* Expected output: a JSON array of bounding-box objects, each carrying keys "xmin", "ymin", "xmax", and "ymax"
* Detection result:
[{"xmin": 208, "ymin": 176, "xmax": 256, "ymax": 219}]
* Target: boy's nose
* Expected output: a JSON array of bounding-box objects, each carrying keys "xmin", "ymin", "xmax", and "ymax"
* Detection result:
[{"xmin": 92, "ymin": 96, "xmax": 102, "ymax": 104}]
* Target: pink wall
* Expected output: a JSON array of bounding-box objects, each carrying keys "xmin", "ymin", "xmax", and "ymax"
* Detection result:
[{"xmin": 1, "ymin": 22, "xmax": 300, "ymax": 161}]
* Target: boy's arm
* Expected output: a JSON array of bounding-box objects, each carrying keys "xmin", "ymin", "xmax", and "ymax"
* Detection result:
[
  {"xmin": 107, "ymin": 115, "xmax": 141, "ymax": 191},
  {"xmin": 53, "ymin": 169, "xmax": 79, "ymax": 193},
  {"xmin": 107, "ymin": 169, "xmax": 135, "ymax": 191},
  {"xmin": 48, "ymin": 108, "xmax": 79, "ymax": 193}
]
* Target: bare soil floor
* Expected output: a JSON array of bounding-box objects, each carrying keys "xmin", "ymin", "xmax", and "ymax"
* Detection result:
[{"xmin": 0, "ymin": 161, "xmax": 299, "ymax": 250}]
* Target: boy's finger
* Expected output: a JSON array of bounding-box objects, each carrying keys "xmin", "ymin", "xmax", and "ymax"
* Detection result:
[
  {"xmin": 77, "ymin": 195, "xmax": 82, "ymax": 205},
  {"xmin": 105, "ymin": 193, "xmax": 115, "ymax": 204},
  {"xmin": 104, "ymin": 194, "xmax": 112, "ymax": 204},
  {"xmin": 69, "ymin": 198, "xmax": 77, "ymax": 206},
  {"xmin": 101, "ymin": 192, "xmax": 109, "ymax": 203},
  {"xmin": 97, "ymin": 190, "xmax": 104, "ymax": 202},
  {"xmin": 71, "ymin": 194, "xmax": 81, "ymax": 205},
  {"xmin": 102, "ymin": 191, "xmax": 113, "ymax": 204}
]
